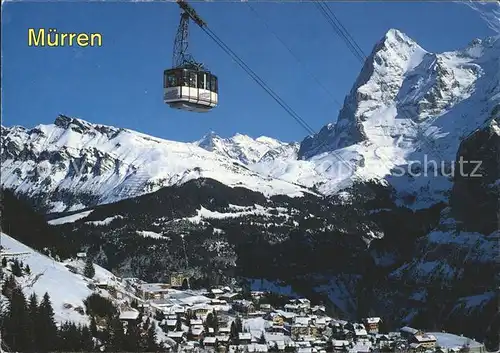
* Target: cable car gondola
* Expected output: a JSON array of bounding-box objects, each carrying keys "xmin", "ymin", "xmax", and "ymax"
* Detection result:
[
  {"xmin": 164, "ymin": 1, "xmax": 218, "ymax": 113},
  {"xmin": 163, "ymin": 66, "xmax": 218, "ymax": 113}
]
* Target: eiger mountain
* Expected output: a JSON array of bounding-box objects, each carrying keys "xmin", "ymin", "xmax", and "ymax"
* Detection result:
[{"xmin": 1, "ymin": 29, "xmax": 499, "ymax": 347}]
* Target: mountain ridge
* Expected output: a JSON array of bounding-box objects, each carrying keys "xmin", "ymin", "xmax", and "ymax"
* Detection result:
[{"xmin": 2, "ymin": 29, "xmax": 499, "ymax": 214}]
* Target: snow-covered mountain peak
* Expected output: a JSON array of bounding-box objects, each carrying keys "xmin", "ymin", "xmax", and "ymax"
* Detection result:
[
  {"xmin": 52, "ymin": 114, "xmax": 125, "ymax": 140},
  {"xmin": 383, "ymin": 28, "xmax": 422, "ymax": 54},
  {"xmin": 196, "ymin": 130, "xmax": 222, "ymax": 151},
  {"xmin": 295, "ymin": 30, "xmax": 500, "ymax": 205},
  {"xmin": 194, "ymin": 131, "xmax": 293, "ymax": 165},
  {"xmin": 298, "ymin": 29, "xmax": 428, "ymax": 158}
]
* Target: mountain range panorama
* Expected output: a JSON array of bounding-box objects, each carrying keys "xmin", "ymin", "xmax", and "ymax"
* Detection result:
[{"xmin": 1, "ymin": 28, "xmax": 499, "ymax": 349}]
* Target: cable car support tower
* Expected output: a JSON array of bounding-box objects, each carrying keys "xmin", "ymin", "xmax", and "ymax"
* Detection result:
[{"xmin": 172, "ymin": 0, "xmax": 206, "ymax": 70}]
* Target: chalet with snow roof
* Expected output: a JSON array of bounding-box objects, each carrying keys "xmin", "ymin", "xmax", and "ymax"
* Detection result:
[
  {"xmin": 119, "ymin": 308, "xmax": 140, "ymax": 323},
  {"xmin": 233, "ymin": 299, "xmax": 255, "ymax": 313},
  {"xmin": 239, "ymin": 332, "xmax": 252, "ymax": 344},
  {"xmin": 409, "ymin": 334, "xmax": 437, "ymax": 349},
  {"xmin": 219, "ymin": 292, "xmax": 240, "ymax": 303},
  {"xmin": 259, "ymin": 303, "xmax": 273, "ymax": 312},
  {"xmin": 400, "ymin": 326, "xmax": 424, "ymax": 339},
  {"xmin": 139, "ymin": 283, "xmax": 170, "ymax": 300},
  {"xmin": 363, "ymin": 317, "xmax": 382, "ymax": 334},
  {"xmin": 190, "ymin": 326, "xmax": 204, "ymax": 340},
  {"xmin": 203, "ymin": 336, "xmax": 217, "ymax": 347}
]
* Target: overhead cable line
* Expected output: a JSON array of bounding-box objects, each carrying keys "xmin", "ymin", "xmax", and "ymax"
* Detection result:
[
  {"xmin": 320, "ymin": 1, "xmax": 366, "ymax": 60},
  {"xmin": 313, "ymin": 0, "xmax": 366, "ymax": 64},
  {"xmin": 199, "ymin": 25, "xmax": 317, "ymax": 136},
  {"xmin": 245, "ymin": 1, "xmax": 343, "ymax": 110}
]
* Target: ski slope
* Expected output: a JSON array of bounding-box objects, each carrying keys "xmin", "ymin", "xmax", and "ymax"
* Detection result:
[{"xmin": 0, "ymin": 232, "xmax": 117, "ymax": 325}]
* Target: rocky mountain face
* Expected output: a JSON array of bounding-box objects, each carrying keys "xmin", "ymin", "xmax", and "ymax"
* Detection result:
[{"xmin": 1, "ymin": 29, "xmax": 499, "ymax": 348}]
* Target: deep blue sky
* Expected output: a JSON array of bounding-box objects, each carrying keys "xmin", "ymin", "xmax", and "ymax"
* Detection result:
[{"xmin": 1, "ymin": 1, "xmax": 495, "ymax": 143}]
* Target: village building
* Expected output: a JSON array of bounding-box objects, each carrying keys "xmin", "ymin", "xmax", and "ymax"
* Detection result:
[
  {"xmin": 218, "ymin": 326, "xmax": 231, "ymax": 335},
  {"xmin": 166, "ymin": 319, "xmax": 178, "ymax": 330},
  {"xmin": 400, "ymin": 326, "xmax": 424, "ymax": 339},
  {"xmin": 191, "ymin": 326, "xmax": 204, "ymax": 340},
  {"xmin": 170, "ymin": 272, "xmax": 189, "ymax": 288},
  {"xmin": 138, "ymin": 283, "xmax": 170, "ymax": 300},
  {"xmin": 259, "ymin": 303, "xmax": 273, "ymax": 312},
  {"xmin": 216, "ymin": 335, "xmax": 230, "ymax": 345},
  {"xmin": 332, "ymin": 340, "xmax": 350, "ymax": 352},
  {"xmin": 118, "ymin": 308, "xmax": 140, "ymax": 324},
  {"xmin": 203, "ymin": 336, "xmax": 218, "ymax": 347},
  {"xmin": 167, "ymin": 331, "xmax": 186, "ymax": 343},
  {"xmin": 363, "ymin": 317, "xmax": 382, "ymax": 334},
  {"xmin": 410, "ymin": 334, "xmax": 437, "ymax": 349},
  {"xmin": 353, "ymin": 324, "xmax": 368, "ymax": 339},
  {"xmin": 272, "ymin": 311, "xmax": 295, "ymax": 325},
  {"xmin": 219, "ymin": 292, "xmax": 240, "ymax": 303},
  {"xmin": 233, "ymin": 299, "xmax": 256, "ymax": 314},
  {"xmin": 239, "ymin": 332, "xmax": 252, "ymax": 344}
]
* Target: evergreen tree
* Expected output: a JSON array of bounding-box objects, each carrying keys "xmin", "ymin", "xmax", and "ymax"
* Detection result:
[
  {"xmin": 155, "ymin": 310, "xmax": 165, "ymax": 322},
  {"xmin": 212, "ymin": 310, "xmax": 219, "ymax": 332},
  {"xmin": 84, "ymin": 256, "xmax": 96, "ymax": 279},
  {"xmin": 206, "ymin": 312, "xmax": 214, "ymax": 328},
  {"xmin": 25, "ymin": 264, "xmax": 31, "ymax": 275},
  {"xmin": 11, "ymin": 259, "xmax": 22, "ymax": 277},
  {"xmin": 58, "ymin": 322, "xmax": 82, "ymax": 351},
  {"xmin": 25, "ymin": 292, "xmax": 38, "ymax": 352},
  {"xmin": 230, "ymin": 321, "xmax": 239, "ymax": 344},
  {"xmin": 90, "ymin": 315, "xmax": 98, "ymax": 337},
  {"xmin": 124, "ymin": 322, "xmax": 140, "ymax": 351},
  {"xmin": 146, "ymin": 321, "xmax": 159, "ymax": 351},
  {"xmin": 108, "ymin": 316, "xmax": 126, "ymax": 351},
  {"xmin": 80, "ymin": 325, "xmax": 95, "ymax": 351},
  {"xmin": 3, "ymin": 285, "xmax": 30, "ymax": 351},
  {"xmin": 131, "ymin": 299, "xmax": 139, "ymax": 309},
  {"xmin": 378, "ymin": 318, "xmax": 389, "ymax": 334},
  {"xmin": 269, "ymin": 342, "xmax": 279, "ymax": 352},
  {"xmin": 258, "ymin": 332, "xmax": 266, "ymax": 344},
  {"xmin": 235, "ymin": 316, "xmax": 243, "ymax": 332},
  {"xmin": 1, "ymin": 257, "xmax": 6, "ymax": 267},
  {"xmin": 181, "ymin": 278, "xmax": 189, "ymax": 290},
  {"xmin": 36, "ymin": 292, "xmax": 58, "ymax": 351},
  {"xmin": 176, "ymin": 315, "xmax": 182, "ymax": 331},
  {"xmin": 326, "ymin": 339, "xmax": 334, "ymax": 352},
  {"xmin": 1, "ymin": 275, "xmax": 16, "ymax": 298}
]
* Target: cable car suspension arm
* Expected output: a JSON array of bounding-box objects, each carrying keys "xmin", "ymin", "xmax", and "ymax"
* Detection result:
[{"xmin": 172, "ymin": 0, "xmax": 206, "ymax": 69}]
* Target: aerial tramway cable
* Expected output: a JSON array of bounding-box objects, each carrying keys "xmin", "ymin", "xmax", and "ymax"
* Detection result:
[
  {"xmin": 313, "ymin": 0, "xmax": 366, "ymax": 64},
  {"xmin": 245, "ymin": 2, "xmax": 343, "ymax": 111},
  {"xmin": 199, "ymin": 25, "xmax": 317, "ymax": 136}
]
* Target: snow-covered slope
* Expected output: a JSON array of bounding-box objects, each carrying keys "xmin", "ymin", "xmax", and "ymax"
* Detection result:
[
  {"xmin": 2, "ymin": 29, "xmax": 499, "ymax": 212},
  {"xmin": 0, "ymin": 232, "xmax": 119, "ymax": 325},
  {"xmin": 1, "ymin": 116, "xmax": 312, "ymax": 213}
]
